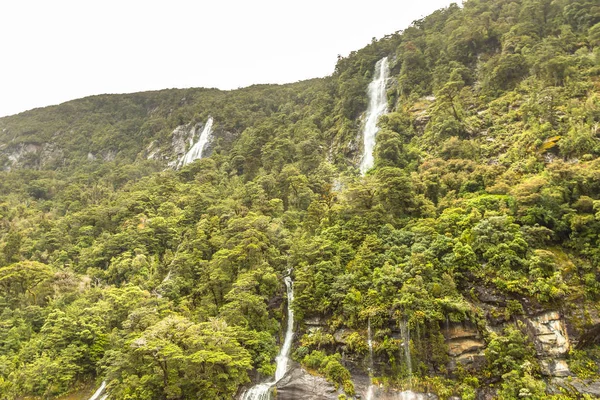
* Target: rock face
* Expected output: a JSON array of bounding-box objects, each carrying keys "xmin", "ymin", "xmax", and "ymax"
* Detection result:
[
  {"xmin": 362, "ymin": 387, "xmax": 438, "ymax": 400},
  {"xmin": 525, "ymin": 311, "xmax": 571, "ymax": 377},
  {"xmin": 549, "ymin": 377, "xmax": 600, "ymax": 397},
  {"xmin": 444, "ymin": 321, "xmax": 486, "ymax": 371},
  {"xmin": 275, "ymin": 363, "xmax": 338, "ymax": 400},
  {"xmin": 146, "ymin": 120, "xmax": 218, "ymax": 168},
  {"xmin": 0, "ymin": 142, "xmax": 65, "ymax": 170},
  {"xmin": 165, "ymin": 122, "xmax": 202, "ymax": 168}
]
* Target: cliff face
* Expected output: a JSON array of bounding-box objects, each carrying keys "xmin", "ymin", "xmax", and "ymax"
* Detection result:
[{"xmin": 1, "ymin": 1, "xmax": 600, "ymax": 399}]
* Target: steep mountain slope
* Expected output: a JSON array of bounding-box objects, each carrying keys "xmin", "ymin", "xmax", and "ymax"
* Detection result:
[{"xmin": 1, "ymin": 0, "xmax": 600, "ymax": 399}]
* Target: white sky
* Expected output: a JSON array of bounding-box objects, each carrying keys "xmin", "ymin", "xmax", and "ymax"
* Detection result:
[{"xmin": 0, "ymin": 0, "xmax": 456, "ymax": 118}]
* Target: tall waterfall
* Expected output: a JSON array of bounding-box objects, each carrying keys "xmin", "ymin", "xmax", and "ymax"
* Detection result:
[
  {"xmin": 179, "ymin": 117, "xmax": 214, "ymax": 167},
  {"xmin": 242, "ymin": 276, "xmax": 294, "ymax": 400},
  {"xmin": 366, "ymin": 318, "xmax": 375, "ymax": 400},
  {"xmin": 360, "ymin": 57, "xmax": 389, "ymax": 175}
]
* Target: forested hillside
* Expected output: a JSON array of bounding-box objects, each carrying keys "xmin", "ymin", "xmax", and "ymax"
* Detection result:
[{"xmin": 1, "ymin": 0, "xmax": 600, "ymax": 399}]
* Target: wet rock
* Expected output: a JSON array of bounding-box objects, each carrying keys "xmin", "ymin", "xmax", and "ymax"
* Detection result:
[
  {"xmin": 171, "ymin": 123, "xmax": 197, "ymax": 157},
  {"xmin": 359, "ymin": 386, "xmax": 438, "ymax": 400},
  {"xmin": 275, "ymin": 363, "xmax": 338, "ymax": 400},
  {"xmin": 476, "ymin": 387, "xmax": 497, "ymax": 400},
  {"xmin": 549, "ymin": 377, "xmax": 600, "ymax": 397},
  {"xmin": 525, "ymin": 311, "xmax": 572, "ymax": 378},
  {"xmin": 443, "ymin": 322, "xmax": 480, "ymax": 341},
  {"xmin": 526, "ymin": 311, "xmax": 570, "ymax": 357},
  {"xmin": 334, "ymin": 328, "xmax": 353, "ymax": 344},
  {"xmin": 452, "ymin": 353, "xmax": 487, "ymax": 370},
  {"xmin": 444, "ymin": 321, "xmax": 486, "ymax": 372},
  {"xmin": 448, "ymin": 339, "xmax": 486, "ymax": 357},
  {"xmin": 304, "ymin": 316, "xmax": 327, "ymax": 327},
  {"xmin": 540, "ymin": 359, "xmax": 570, "ymax": 377},
  {"xmin": 474, "ymin": 286, "xmax": 505, "ymax": 306},
  {"xmin": 414, "ymin": 114, "xmax": 431, "ymax": 128}
]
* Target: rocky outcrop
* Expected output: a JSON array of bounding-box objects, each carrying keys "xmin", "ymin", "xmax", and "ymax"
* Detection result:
[
  {"xmin": 146, "ymin": 120, "xmax": 216, "ymax": 168},
  {"xmin": 275, "ymin": 362, "xmax": 338, "ymax": 400},
  {"xmin": 164, "ymin": 123, "xmax": 200, "ymax": 168},
  {"xmin": 525, "ymin": 311, "xmax": 571, "ymax": 377},
  {"xmin": 548, "ymin": 377, "xmax": 600, "ymax": 397},
  {"xmin": 360, "ymin": 387, "xmax": 438, "ymax": 400},
  {"xmin": 444, "ymin": 321, "xmax": 486, "ymax": 371},
  {"xmin": 333, "ymin": 328, "xmax": 355, "ymax": 345},
  {"xmin": 0, "ymin": 142, "xmax": 64, "ymax": 170}
]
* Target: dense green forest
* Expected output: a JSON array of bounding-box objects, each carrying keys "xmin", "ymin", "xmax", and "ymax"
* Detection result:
[{"xmin": 1, "ymin": 0, "xmax": 600, "ymax": 398}]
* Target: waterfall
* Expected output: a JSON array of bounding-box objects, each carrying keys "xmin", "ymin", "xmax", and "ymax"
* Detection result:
[
  {"xmin": 179, "ymin": 117, "xmax": 214, "ymax": 167},
  {"xmin": 366, "ymin": 318, "xmax": 375, "ymax": 400},
  {"xmin": 399, "ymin": 319, "xmax": 413, "ymax": 387},
  {"xmin": 88, "ymin": 381, "xmax": 106, "ymax": 400},
  {"xmin": 242, "ymin": 276, "xmax": 295, "ymax": 400},
  {"xmin": 360, "ymin": 57, "xmax": 389, "ymax": 175},
  {"xmin": 396, "ymin": 391, "xmax": 429, "ymax": 400},
  {"xmin": 275, "ymin": 276, "xmax": 294, "ymax": 382}
]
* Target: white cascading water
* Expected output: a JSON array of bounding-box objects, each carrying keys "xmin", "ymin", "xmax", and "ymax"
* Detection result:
[
  {"xmin": 395, "ymin": 391, "xmax": 429, "ymax": 400},
  {"xmin": 367, "ymin": 319, "xmax": 429, "ymax": 400},
  {"xmin": 360, "ymin": 57, "xmax": 389, "ymax": 175},
  {"xmin": 400, "ymin": 319, "xmax": 413, "ymax": 386},
  {"xmin": 179, "ymin": 117, "xmax": 214, "ymax": 167},
  {"xmin": 88, "ymin": 381, "xmax": 106, "ymax": 400},
  {"xmin": 242, "ymin": 276, "xmax": 294, "ymax": 400},
  {"xmin": 366, "ymin": 318, "xmax": 375, "ymax": 400}
]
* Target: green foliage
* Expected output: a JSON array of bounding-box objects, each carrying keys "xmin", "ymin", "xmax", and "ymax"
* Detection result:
[
  {"xmin": 1, "ymin": 0, "xmax": 600, "ymax": 398},
  {"xmin": 301, "ymin": 350, "xmax": 354, "ymax": 395},
  {"xmin": 569, "ymin": 347, "xmax": 600, "ymax": 379}
]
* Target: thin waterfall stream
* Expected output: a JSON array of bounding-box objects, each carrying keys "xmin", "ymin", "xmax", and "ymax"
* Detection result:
[
  {"xmin": 366, "ymin": 318, "xmax": 375, "ymax": 400},
  {"xmin": 242, "ymin": 275, "xmax": 294, "ymax": 400},
  {"xmin": 362, "ymin": 319, "xmax": 430, "ymax": 400},
  {"xmin": 360, "ymin": 57, "xmax": 389, "ymax": 175},
  {"xmin": 400, "ymin": 319, "xmax": 413, "ymax": 387},
  {"xmin": 88, "ymin": 381, "xmax": 107, "ymax": 400}
]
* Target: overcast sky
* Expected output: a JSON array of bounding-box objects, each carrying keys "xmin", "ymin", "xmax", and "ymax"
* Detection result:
[{"xmin": 0, "ymin": 0, "xmax": 456, "ymax": 117}]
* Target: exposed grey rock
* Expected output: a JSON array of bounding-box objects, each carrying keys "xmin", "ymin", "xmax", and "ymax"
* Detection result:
[
  {"xmin": 540, "ymin": 359, "xmax": 570, "ymax": 377},
  {"xmin": 359, "ymin": 387, "xmax": 438, "ymax": 400},
  {"xmin": 102, "ymin": 150, "xmax": 116, "ymax": 161},
  {"xmin": 525, "ymin": 311, "xmax": 571, "ymax": 377},
  {"xmin": 334, "ymin": 328, "xmax": 353, "ymax": 344},
  {"xmin": 304, "ymin": 316, "xmax": 327, "ymax": 327},
  {"xmin": 167, "ymin": 123, "xmax": 197, "ymax": 168},
  {"xmin": 451, "ymin": 354, "xmax": 486, "ymax": 370},
  {"xmin": 447, "ymin": 339, "xmax": 485, "ymax": 357},
  {"xmin": 474, "ymin": 286, "xmax": 505, "ymax": 306},
  {"xmin": 527, "ymin": 312, "xmax": 570, "ymax": 357},
  {"xmin": 549, "ymin": 377, "xmax": 600, "ymax": 397},
  {"xmin": 444, "ymin": 321, "xmax": 485, "ymax": 372},
  {"xmin": 476, "ymin": 387, "xmax": 497, "ymax": 400},
  {"xmin": 275, "ymin": 363, "xmax": 338, "ymax": 400},
  {"xmin": 443, "ymin": 321, "xmax": 480, "ymax": 341},
  {"xmin": 171, "ymin": 123, "xmax": 196, "ymax": 157}
]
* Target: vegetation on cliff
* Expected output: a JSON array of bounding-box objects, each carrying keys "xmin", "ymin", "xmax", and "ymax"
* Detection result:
[{"xmin": 1, "ymin": 0, "xmax": 600, "ymax": 398}]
